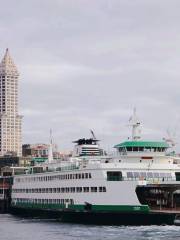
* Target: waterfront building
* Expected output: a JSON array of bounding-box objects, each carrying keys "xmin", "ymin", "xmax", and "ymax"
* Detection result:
[
  {"xmin": 0, "ymin": 49, "xmax": 22, "ymax": 156},
  {"xmin": 22, "ymin": 143, "xmax": 61, "ymax": 164},
  {"xmin": 22, "ymin": 144, "xmax": 49, "ymax": 158}
]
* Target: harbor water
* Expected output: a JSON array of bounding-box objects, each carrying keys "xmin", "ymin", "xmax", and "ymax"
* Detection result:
[{"xmin": 1, "ymin": 214, "xmax": 180, "ymax": 240}]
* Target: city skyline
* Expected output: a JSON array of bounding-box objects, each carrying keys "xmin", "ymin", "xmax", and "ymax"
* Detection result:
[{"xmin": 1, "ymin": 1, "xmax": 180, "ymax": 151}]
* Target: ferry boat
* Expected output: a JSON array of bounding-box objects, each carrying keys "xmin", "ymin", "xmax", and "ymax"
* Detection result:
[{"xmin": 10, "ymin": 111, "xmax": 180, "ymax": 225}]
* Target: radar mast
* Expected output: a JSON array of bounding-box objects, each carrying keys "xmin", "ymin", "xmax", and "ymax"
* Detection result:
[
  {"xmin": 129, "ymin": 108, "xmax": 141, "ymax": 141},
  {"xmin": 48, "ymin": 129, "xmax": 53, "ymax": 163}
]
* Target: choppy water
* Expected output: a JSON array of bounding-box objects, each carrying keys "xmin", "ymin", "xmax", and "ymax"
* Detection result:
[{"xmin": 0, "ymin": 214, "xmax": 180, "ymax": 240}]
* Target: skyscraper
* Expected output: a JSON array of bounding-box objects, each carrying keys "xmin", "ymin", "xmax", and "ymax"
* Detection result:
[{"xmin": 0, "ymin": 49, "xmax": 22, "ymax": 156}]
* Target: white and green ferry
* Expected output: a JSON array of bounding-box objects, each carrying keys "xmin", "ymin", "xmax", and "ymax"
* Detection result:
[{"xmin": 10, "ymin": 111, "xmax": 180, "ymax": 225}]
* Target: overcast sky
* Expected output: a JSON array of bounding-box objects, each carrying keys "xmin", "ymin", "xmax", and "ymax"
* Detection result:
[{"xmin": 1, "ymin": 0, "xmax": 180, "ymax": 151}]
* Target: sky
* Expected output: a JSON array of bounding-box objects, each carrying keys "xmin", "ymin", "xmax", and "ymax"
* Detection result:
[{"xmin": 0, "ymin": 0, "xmax": 180, "ymax": 152}]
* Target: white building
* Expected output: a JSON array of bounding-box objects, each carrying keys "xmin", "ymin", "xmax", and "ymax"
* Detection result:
[{"xmin": 0, "ymin": 49, "xmax": 22, "ymax": 156}]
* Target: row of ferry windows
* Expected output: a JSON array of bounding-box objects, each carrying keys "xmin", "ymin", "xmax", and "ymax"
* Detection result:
[
  {"xmin": 126, "ymin": 172, "xmax": 172, "ymax": 179},
  {"xmin": 119, "ymin": 147, "xmax": 166, "ymax": 152},
  {"xmin": 12, "ymin": 186, "xmax": 106, "ymax": 193},
  {"xmin": 12, "ymin": 198, "xmax": 74, "ymax": 205},
  {"xmin": 15, "ymin": 172, "xmax": 92, "ymax": 183}
]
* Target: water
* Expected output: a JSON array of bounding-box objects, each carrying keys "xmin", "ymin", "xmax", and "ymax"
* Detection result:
[{"xmin": 0, "ymin": 214, "xmax": 180, "ymax": 240}]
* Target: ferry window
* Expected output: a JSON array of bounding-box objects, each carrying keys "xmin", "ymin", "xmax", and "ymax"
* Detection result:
[
  {"xmin": 91, "ymin": 187, "xmax": 97, "ymax": 192},
  {"xmin": 99, "ymin": 187, "xmax": 106, "ymax": 192},
  {"xmin": 75, "ymin": 174, "xmax": 78, "ymax": 179},
  {"xmin": 85, "ymin": 173, "xmax": 88, "ymax": 178},
  {"xmin": 89, "ymin": 173, "xmax": 92, "ymax": 178},
  {"xmin": 119, "ymin": 147, "xmax": 126, "ymax": 153},
  {"xmin": 132, "ymin": 147, "xmax": 138, "ymax": 152},
  {"xmin": 126, "ymin": 147, "xmax": 132, "ymax": 151},
  {"xmin": 140, "ymin": 172, "xmax": 146, "ymax": 178},
  {"xmin": 83, "ymin": 187, "xmax": 89, "ymax": 192},
  {"xmin": 76, "ymin": 187, "xmax": 82, "ymax": 192},
  {"xmin": 153, "ymin": 172, "xmax": 159, "ymax": 178},
  {"xmin": 133, "ymin": 172, "xmax": 139, "ymax": 178},
  {"xmin": 166, "ymin": 173, "xmax": 172, "ymax": 178},
  {"xmin": 82, "ymin": 173, "xmax": 84, "ymax": 179},
  {"xmin": 160, "ymin": 173, "xmax": 165, "ymax": 178},
  {"xmin": 70, "ymin": 199, "xmax": 74, "ymax": 205},
  {"xmin": 78, "ymin": 174, "xmax": 81, "ymax": 179},
  {"xmin": 139, "ymin": 147, "xmax": 144, "ymax": 151},
  {"xmin": 127, "ymin": 172, "xmax": 133, "ymax": 178},
  {"xmin": 147, "ymin": 172, "xmax": 153, "ymax": 178},
  {"xmin": 144, "ymin": 148, "xmax": 150, "ymax": 152},
  {"xmin": 107, "ymin": 171, "xmax": 122, "ymax": 181}
]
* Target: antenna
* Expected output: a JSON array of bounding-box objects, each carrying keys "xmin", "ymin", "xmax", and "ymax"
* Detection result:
[
  {"xmin": 90, "ymin": 129, "xmax": 96, "ymax": 140},
  {"xmin": 48, "ymin": 128, "xmax": 53, "ymax": 163},
  {"xmin": 163, "ymin": 127, "xmax": 177, "ymax": 147},
  {"xmin": 50, "ymin": 128, "xmax": 53, "ymax": 144}
]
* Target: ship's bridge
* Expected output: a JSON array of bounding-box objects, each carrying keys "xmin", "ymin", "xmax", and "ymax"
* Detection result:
[
  {"xmin": 113, "ymin": 141, "xmax": 172, "ymax": 164},
  {"xmin": 114, "ymin": 141, "xmax": 169, "ymax": 157}
]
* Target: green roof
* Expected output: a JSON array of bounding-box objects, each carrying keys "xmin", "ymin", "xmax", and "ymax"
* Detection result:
[
  {"xmin": 32, "ymin": 157, "xmax": 47, "ymax": 162},
  {"xmin": 114, "ymin": 141, "xmax": 169, "ymax": 148}
]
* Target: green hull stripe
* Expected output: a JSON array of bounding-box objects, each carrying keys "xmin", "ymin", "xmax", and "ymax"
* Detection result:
[{"xmin": 11, "ymin": 202, "xmax": 149, "ymax": 212}]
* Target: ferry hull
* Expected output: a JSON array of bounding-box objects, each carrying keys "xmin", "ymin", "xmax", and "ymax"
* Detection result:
[{"xmin": 10, "ymin": 206, "xmax": 176, "ymax": 225}]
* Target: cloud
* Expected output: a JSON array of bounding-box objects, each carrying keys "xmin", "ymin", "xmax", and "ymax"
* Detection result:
[{"xmin": 1, "ymin": 0, "xmax": 180, "ymax": 151}]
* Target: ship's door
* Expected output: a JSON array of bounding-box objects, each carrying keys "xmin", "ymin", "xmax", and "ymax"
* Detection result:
[{"xmin": 175, "ymin": 172, "xmax": 180, "ymax": 181}]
